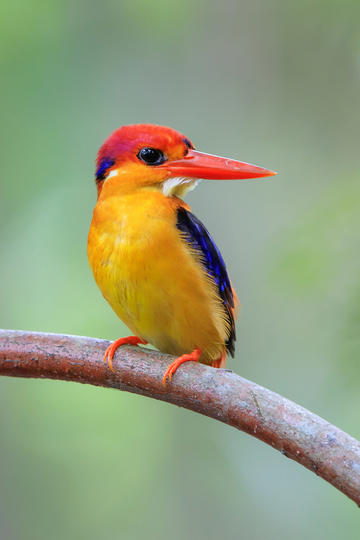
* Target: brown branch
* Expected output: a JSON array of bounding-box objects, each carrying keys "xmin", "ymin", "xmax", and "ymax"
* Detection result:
[{"xmin": 1, "ymin": 329, "xmax": 359, "ymax": 506}]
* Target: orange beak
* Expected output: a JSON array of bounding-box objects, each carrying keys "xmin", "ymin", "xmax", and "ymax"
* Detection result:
[{"xmin": 161, "ymin": 149, "xmax": 276, "ymax": 180}]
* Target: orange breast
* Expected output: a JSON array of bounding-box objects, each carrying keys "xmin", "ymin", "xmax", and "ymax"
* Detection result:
[{"xmin": 88, "ymin": 187, "xmax": 235, "ymax": 364}]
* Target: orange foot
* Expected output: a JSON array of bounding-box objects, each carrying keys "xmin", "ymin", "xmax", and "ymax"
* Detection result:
[
  {"xmin": 104, "ymin": 336, "xmax": 148, "ymax": 371},
  {"xmin": 162, "ymin": 348, "xmax": 202, "ymax": 386}
]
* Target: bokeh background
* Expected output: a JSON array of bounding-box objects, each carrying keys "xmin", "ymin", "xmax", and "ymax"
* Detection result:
[{"xmin": 1, "ymin": 0, "xmax": 360, "ymax": 538}]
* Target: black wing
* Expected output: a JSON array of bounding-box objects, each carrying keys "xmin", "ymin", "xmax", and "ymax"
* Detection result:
[{"xmin": 176, "ymin": 207, "xmax": 236, "ymax": 356}]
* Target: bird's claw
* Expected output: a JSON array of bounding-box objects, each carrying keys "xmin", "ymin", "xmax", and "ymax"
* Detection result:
[{"xmin": 103, "ymin": 336, "xmax": 147, "ymax": 371}]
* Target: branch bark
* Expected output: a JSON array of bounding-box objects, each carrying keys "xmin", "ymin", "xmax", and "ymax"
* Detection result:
[{"xmin": 0, "ymin": 329, "xmax": 359, "ymax": 505}]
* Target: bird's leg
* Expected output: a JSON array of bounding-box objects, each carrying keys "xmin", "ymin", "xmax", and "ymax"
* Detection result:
[
  {"xmin": 104, "ymin": 336, "xmax": 148, "ymax": 371},
  {"xmin": 162, "ymin": 348, "xmax": 202, "ymax": 386}
]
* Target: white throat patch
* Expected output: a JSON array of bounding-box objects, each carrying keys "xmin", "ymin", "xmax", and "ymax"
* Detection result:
[
  {"xmin": 104, "ymin": 169, "xmax": 119, "ymax": 181},
  {"xmin": 103, "ymin": 170, "xmax": 201, "ymax": 198},
  {"xmin": 161, "ymin": 177, "xmax": 201, "ymax": 197}
]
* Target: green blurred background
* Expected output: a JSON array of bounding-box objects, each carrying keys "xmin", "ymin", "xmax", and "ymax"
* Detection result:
[{"xmin": 1, "ymin": 0, "xmax": 360, "ymax": 538}]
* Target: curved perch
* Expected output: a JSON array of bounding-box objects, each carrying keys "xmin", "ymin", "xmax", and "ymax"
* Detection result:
[{"xmin": 0, "ymin": 329, "xmax": 359, "ymax": 506}]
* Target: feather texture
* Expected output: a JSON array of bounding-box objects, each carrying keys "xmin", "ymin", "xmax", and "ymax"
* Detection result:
[{"xmin": 176, "ymin": 207, "xmax": 236, "ymax": 357}]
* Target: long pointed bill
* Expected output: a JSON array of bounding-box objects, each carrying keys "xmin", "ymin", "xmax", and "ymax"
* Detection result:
[{"xmin": 161, "ymin": 149, "xmax": 276, "ymax": 180}]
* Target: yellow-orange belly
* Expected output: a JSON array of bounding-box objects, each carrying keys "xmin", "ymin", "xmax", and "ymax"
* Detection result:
[{"xmin": 87, "ymin": 190, "xmax": 231, "ymax": 364}]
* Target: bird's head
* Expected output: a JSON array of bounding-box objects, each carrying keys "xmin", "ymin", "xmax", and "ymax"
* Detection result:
[{"xmin": 95, "ymin": 124, "xmax": 276, "ymax": 198}]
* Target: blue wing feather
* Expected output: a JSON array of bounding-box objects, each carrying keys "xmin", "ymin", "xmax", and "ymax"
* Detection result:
[{"xmin": 176, "ymin": 207, "xmax": 236, "ymax": 357}]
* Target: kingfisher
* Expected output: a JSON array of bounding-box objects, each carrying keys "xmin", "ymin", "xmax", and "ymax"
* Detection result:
[{"xmin": 87, "ymin": 124, "xmax": 275, "ymax": 384}]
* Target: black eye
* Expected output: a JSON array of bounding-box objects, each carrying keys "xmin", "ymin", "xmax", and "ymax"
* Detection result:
[{"xmin": 137, "ymin": 147, "xmax": 166, "ymax": 166}]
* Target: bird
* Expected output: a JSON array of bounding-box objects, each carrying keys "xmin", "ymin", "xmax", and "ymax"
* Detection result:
[{"xmin": 87, "ymin": 124, "xmax": 275, "ymax": 385}]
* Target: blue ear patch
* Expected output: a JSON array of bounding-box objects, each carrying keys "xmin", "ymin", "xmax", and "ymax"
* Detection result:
[
  {"xmin": 176, "ymin": 207, "xmax": 236, "ymax": 357},
  {"xmin": 96, "ymin": 158, "xmax": 115, "ymax": 181}
]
